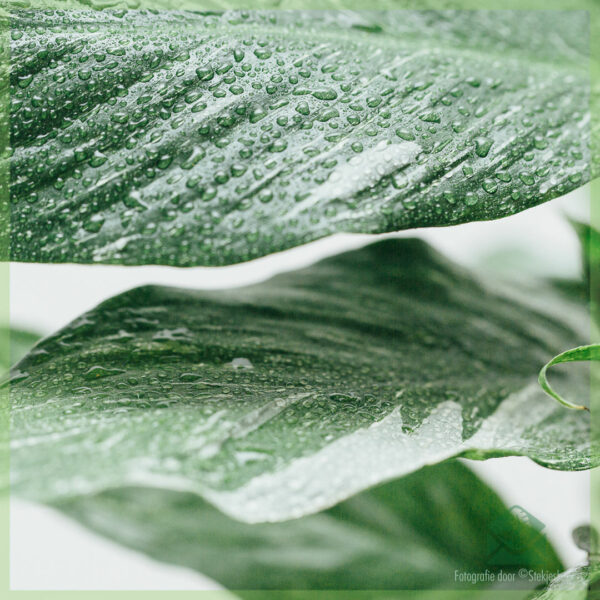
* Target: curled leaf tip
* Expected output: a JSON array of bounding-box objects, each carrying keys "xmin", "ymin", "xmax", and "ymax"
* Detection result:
[{"xmin": 538, "ymin": 344, "xmax": 599, "ymax": 411}]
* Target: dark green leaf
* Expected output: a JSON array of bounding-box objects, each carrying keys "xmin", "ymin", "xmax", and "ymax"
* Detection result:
[
  {"xmin": 8, "ymin": 9, "xmax": 590, "ymax": 266},
  {"xmin": 58, "ymin": 461, "xmax": 562, "ymax": 591},
  {"xmin": 7, "ymin": 239, "xmax": 594, "ymax": 522}
]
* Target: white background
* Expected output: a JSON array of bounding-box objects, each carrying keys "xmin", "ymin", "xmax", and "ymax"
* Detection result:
[{"xmin": 9, "ymin": 187, "xmax": 593, "ymax": 590}]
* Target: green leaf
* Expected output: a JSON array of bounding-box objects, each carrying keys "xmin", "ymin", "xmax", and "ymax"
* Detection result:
[
  {"xmin": 2, "ymin": 0, "xmax": 600, "ymax": 10},
  {"xmin": 539, "ymin": 345, "xmax": 599, "ymax": 411},
  {"xmin": 7, "ymin": 239, "xmax": 594, "ymax": 522},
  {"xmin": 570, "ymin": 220, "xmax": 600, "ymax": 313},
  {"xmin": 527, "ymin": 562, "xmax": 600, "ymax": 600},
  {"xmin": 570, "ymin": 220, "xmax": 600, "ymax": 281},
  {"xmin": 0, "ymin": 327, "xmax": 39, "ymax": 375},
  {"xmin": 8, "ymin": 9, "xmax": 591, "ymax": 266},
  {"xmin": 56, "ymin": 461, "xmax": 562, "ymax": 591}
]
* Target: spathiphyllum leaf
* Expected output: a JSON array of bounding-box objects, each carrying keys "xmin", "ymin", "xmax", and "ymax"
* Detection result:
[
  {"xmin": 539, "ymin": 344, "xmax": 599, "ymax": 411},
  {"xmin": 8, "ymin": 9, "xmax": 591, "ymax": 266},
  {"xmin": 7, "ymin": 239, "xmax": 594, "ymax": 522},
  {"xmin": 57, "ymin": 461, "xmax": 562, "ymax": 591}
]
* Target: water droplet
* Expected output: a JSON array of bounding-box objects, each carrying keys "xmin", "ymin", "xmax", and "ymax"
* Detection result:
[
  {"xmin": 196, "ymin": 67, "xmax": 214, "ymax": 81},
  {"xmin": 295, "ymin": 101, "xmax": 310, "ymax": 115},
  {"xmin": 230, "ymin": 357, "xmax": 254, "ymax": 370},
  {"xmin": 83, "ymin": 214, "xmax": 105, "ymax": 233},
  {"xmin": 465, "ymin": 192, "xmax": 478, "ymax": 206},
  {"xmin": 474, "ymin": 137, "xmax": 493, "ymax": 158},
  {"xmin": 419, "ymin": 112, "xmax": 441, "ymax": 124},
  {"xmin": 396, "ymin": 129, "xmax": 415, "ymax": 141},
  {"xmin": 482, "ymin": 179, "xmax": 497, "ymax": 194},
  {"xmin": 519, "ymin": 172, "xmax": 535, "ymax": 186},
  {"xmin": 89, "ymin": 151, "xmax": 107, "ymax": 168},
  {"xmin": 312, "ymin": 89, "xmax": 337, "ymax": 101}
]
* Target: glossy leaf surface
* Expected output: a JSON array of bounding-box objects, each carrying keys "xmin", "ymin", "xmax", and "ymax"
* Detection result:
[
  {"xmin": 8, "ymin": 10, "xmax": 591, "ymax": 266},
  {"xmin": 8, "ymin": 239, "xmax": 594, "ymax": 522}
]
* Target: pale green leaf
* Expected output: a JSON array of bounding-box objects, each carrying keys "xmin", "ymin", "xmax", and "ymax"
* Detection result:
[
  {"xmin": 539, "ymin": 345, "xmax": 599, "ymax": 411},
  {"xmin": 7, "ymin": 239, "xmax": 594, "ymax": 522}
]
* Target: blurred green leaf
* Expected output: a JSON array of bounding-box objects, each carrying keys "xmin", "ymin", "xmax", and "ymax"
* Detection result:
[
  {"xmin": 0, "ymin": 327, "xmax": 39, "ymax": 376},
  {"xmin": 58, "ymin": 461, "xmax": 562, "ymax": 592}
]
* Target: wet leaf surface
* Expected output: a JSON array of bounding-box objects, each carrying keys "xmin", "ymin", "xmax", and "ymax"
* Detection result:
[
  {"xmin": 7, "ymin": 239, "xmax": 594, "ymax": 522},
  {"xmin": 8, "ymin": 10, "xmax": 591, "ymax": 265}
]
